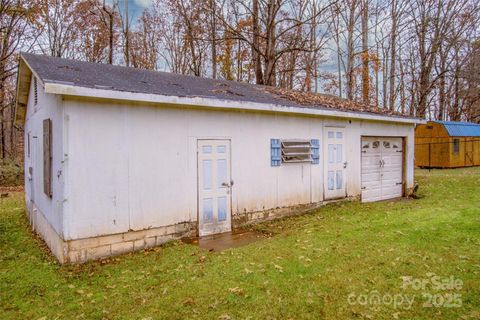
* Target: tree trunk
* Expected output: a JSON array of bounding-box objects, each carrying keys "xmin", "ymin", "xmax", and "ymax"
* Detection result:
[
  {"xmin": 382, "ymin": 46, "xmax": 388, "ymax": 109},
  {"xmin": 210, "ymin": 0, "xmax": 217, "ymax": 79},
  {"xmin": 388, "ymin": 0, "xmax": 397, "ymax": 111},
  {"xmin": 109, "ymin": 14, "xmax": 113, "ymax": 64},
  {"xmin": 313, "ymin": 3, "xmax": 318, "ymax": 93},
  {"xmin": 102, "ymin": 1, "xmax": 115, "ymax": 65},
  {"xmin": 361, "ymin": 0, "xmax": 369, "ymax": 104},
  {"xmin": 252, "ymin": 0, "xmax": 264, "ymax": 85},
  {"xmin": 0, "ymin": 62, "xmax": 5, "ymax": 159},
  {"xmin": 408, "ymin": 57, "xmax": 416, "ymax": 116},
  {"xmin": 0, "ymin": 94, "xmax": 4, "ymax": 159},
  {"xmin": 450, "ymin": 63, "xmax": 461, "ymax": 121},
  {"xmin": 373, "ymin": 2, "xmax": 379, "ymax": 106},
  {"xmin": 399, "ymin": 48, "xmax": 406, "ymax": 114},
  {"xmin": 124, "ymin": 0, "xmax": 130, "ymax": 66},
  {"xmin": 333, "ymin": 13, "xmax": 342, "ymax": 97},
  {"xmin": 417, "ymin": 70, "xmax": 431, "ymax": 118},
  {"xmin": 264, "ymin": 0, "xmax": 277, "ymax": 86},
  {"xmin": 345, "ymin": 0, "xmax": 357, "ymax": 100},
  {"xmin": 437, "ymin": 52, "xmax": 447, "ymax": 120}
]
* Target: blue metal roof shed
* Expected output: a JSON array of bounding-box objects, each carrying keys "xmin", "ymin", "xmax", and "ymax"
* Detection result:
[{"xmin": 433, "ymin": 121, "xmax": 480, "ymax": 137}]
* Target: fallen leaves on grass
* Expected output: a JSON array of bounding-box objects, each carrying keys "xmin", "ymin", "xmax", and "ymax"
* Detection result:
[
  {"xmin": 228, "ymin": 287, "xmax": 245, "ymax": 296},
  {"xmin": 273, "ymin": 264, "xmax": 283, "ymax": 273},
  {"xmin": 183, "ymin": 297, "xmax": 195, "ymax": 305}
]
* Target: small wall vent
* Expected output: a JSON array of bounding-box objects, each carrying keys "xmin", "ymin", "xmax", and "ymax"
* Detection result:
[{"xmin": 34, "ymin": 77, "xmax": 38, "ymax": 105}]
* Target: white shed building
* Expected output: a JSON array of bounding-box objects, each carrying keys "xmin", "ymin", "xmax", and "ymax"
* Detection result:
[{"xmin": 16, "ymin": 53, "xmax": 422, "ymax": 263}]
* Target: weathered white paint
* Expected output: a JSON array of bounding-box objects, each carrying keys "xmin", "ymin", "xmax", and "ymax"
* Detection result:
[
  {"xmin": 21, "ymin": 73, "xmax": 416, "ymax": 262},
  {"xmin": 23, "ymin": 75, "xmax": 66, "ymax": 238},
  {"xmin": 55, "ymin": 96, "xmax": 415, "ymax": 241}
]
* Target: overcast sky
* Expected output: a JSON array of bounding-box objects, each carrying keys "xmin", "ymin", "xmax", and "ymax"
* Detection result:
[{"xmin": 115, "ymin": 0, "xmax": 153, "ymax": 21}]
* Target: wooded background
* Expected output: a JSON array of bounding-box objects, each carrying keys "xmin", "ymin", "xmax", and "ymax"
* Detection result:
[{"xmin": 0, "ymin": 0, "xmax": 479, "ymax": 164}]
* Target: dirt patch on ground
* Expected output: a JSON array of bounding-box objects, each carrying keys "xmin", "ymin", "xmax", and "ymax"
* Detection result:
[{"xmin": 183, "ymin": 229, "xmax": 268, "ymax": 251}]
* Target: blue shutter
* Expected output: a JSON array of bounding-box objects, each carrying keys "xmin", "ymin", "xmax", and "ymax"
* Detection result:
[
  {"xmin": 311, "ymin": 139, "xmax": 320, "ymax": 164},
  {"xmin": 271, "ymin": 139, "xmax": 281, "ymax": 166}
]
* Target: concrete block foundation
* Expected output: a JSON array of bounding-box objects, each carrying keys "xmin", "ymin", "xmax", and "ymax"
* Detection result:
[
  {"xmin": 30, "ymin": 197, "xmax": 357, "ymax": 264},
  {"xmin": 28, "ymin": 203, "xmax": 196, "ymax": 264}
]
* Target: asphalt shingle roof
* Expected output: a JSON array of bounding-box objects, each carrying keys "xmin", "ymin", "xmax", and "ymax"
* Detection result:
[{"xmin": 21, "ymin": 53, "xmax": 416, "ymax": 119}]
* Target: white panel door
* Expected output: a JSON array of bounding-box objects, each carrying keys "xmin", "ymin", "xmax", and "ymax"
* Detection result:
[
  {"xmin": 324, "ymin": 128, "xmax": 346, "ymax": 200},
  {"xmin": 361, "ymin": 137, "xmax": 403, "ymax": 202},
  {"xmin": 198, "ymin": 140, "xmax": 232, "ymax": 236}
]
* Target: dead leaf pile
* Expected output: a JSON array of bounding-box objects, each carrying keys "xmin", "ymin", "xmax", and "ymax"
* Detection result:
[{"xmin": 264, "ymin": 87, "xmax": 411, "ymax": 117}]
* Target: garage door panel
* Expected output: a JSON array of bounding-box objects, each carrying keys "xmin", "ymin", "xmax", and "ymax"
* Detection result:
[
  {"xmin": 361, "ymin": 172, "xmax": 381, "ymax": 183},
  {"xmin": 361, "ymin": 172, "xmax": 381, "ymax": 185},
  {"xmin": 384, "ymin": 155, "xmax": 402, "ymax": 166},
  {"xmin": 361, "ymin": 137, "xmax": 403, "ymax": 202},
  {"xmin": 382, "ymin": 172, "xmax": 402, "ymax": 182},
  {"xmin": 363, "ymin": 156, "xmax": 381, "ymax": 164},
  {"xmin": 381, "ymin": 185, "xmax": 403, "ymax": 200},
  {"xmin": 362, "ymin": 162, "xmax": 380, "ymax": 168},
  {"xmin": 381, "ymin": 179, "xmax": 401, "ymax": 188},
  {"xmin": 381, "ymin": 167, "xmax": 402, "ymax": 177},
  {"xmin": 382, "ymin": 167, "xmax": 402, "ymax": 174},
  {"xmin": 362, "ymin": 166, "xmax": 381, "ymax": 173},
  {"xmin": 362, "ymin": 189, "xmax": 382, "ymax": 202},
  {"xmin": 362, "ymin": 166, "xmax": 381, "ymax": 174}
]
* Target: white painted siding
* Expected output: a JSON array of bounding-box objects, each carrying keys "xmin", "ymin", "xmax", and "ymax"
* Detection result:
[
  {"xmin": 24, "ymin": 75, "xmax": 65, "ymax": 237},
  {"xmin": 61, "ymin": 98, "xmax": 414, "ymax": 240}
]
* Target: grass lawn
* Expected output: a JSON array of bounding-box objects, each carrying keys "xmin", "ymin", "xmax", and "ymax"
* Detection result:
[{"xmin": 1, "ymin": 168, "xmax": 479, "ymax": 319}]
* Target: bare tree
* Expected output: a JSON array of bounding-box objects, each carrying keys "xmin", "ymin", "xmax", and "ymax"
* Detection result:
[
  {"xmin": 0, "ymin": 0, "xmax": 37, "ymax": 159},
  {"xmin": 99, "ymin": 0, "xmax": 117, "ymax": 64},
  {"xmin": 218, "ymin": 0, "xmax": 333, "ymax": 87},
  {"xmin": 407, "ymin": 0, "xmax": 468, "ymax": 117},
  {"xmin": 37, "ymin": 0, "xmax": 78, "ymax": 58},
  {"xmin": 360, "ymin": 0, "xmax": 369, "ymax": 104},
  {"xmin": 209, "ymin": 0, "xmax": 218, "ymax": 78},
  {"xmin": 335, "ymin": 0, "xmax": 361, "ymax": 100},
  {"xmin": 129, "ymin": 10, "xmax": 160, "ymax": 70},
  {"xmin": 252, "ymin": 0, "xmax": 263, "ymax": 84},
  {"xmin": 74, "ymin": 1, "xmax": 115, "ymax": 63},
  {"xmin": 388, "ymin": 0, "xmax": 399, "ymax": 111}
]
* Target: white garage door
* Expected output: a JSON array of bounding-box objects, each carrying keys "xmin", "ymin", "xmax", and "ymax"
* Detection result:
[{"xmin": 361, "ymin": 137, "xmax": 403, "ymax": 202}]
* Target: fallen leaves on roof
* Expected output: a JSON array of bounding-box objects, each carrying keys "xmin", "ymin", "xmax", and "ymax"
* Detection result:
[{"xmin": 264, "ymin": 86, "xmax": 408, "ymax": 117}]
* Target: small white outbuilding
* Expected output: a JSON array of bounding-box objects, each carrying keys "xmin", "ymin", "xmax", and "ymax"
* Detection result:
[{"xmin": 16, "ymin": 53, "xmax": 423, "ymax": 263}]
